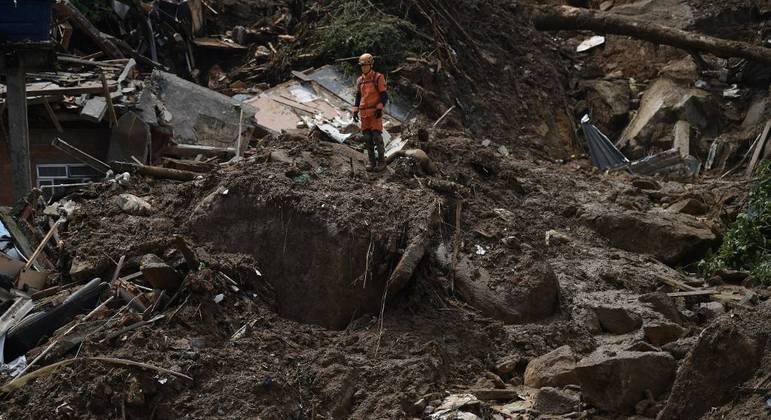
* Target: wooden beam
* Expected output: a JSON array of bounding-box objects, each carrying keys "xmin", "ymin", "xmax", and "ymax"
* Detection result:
[
  {"xmin": 52, "ymin": 2, "xmax": 124, "ymax": 60},
  {"xmin": 0, "ymin": 81, "xmax": 118, "ymax": 98},
  {"xmin": 6, "ymin": 62, "xmax": 32, "ymax": 203},
  {"xmin": 533, "ymin": 6, "xmax": 771, "ymax": 65}
]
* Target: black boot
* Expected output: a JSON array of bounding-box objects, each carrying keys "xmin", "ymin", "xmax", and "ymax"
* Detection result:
[{"xmin": 374, "ymin": 132, "xmax": 386, "ymax": 170}]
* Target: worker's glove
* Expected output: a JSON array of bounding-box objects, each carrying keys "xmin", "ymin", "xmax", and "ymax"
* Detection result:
[
  {"xmin": 375, "ymin": 109, "xmax": 383, "ymax": 118},
  {"xmin": 353, "ymin": 111, "xmax": 359, "ymax": 122}
]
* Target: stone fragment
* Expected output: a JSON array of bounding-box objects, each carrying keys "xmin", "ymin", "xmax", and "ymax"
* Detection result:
[
  {"xmin": 573, "ymin": 307, "xmax": 602, "ymax": 334},
  {"xmin": 661, "ymin": 336, "xmax": 697, "ymax": 360},
  {"xmin": 524, "ymin": 345, "xmax": 579, "ymax": 388},
  {"xmin": 140, "ymin": 254, "xmax": 182, "ymax": 291},
  {"xmin": 114, "ymin": 193, "xmax": 153, "ymax": 215},
  {"xmin": 495, "ymin": 354, "xmax": 521, "ymax": 377},
  {"xmin": 533, "ymin": 387, "xmax": 580, "ymax": 415},
  {"xmin": 631, "ymin": 178, "xmax": 661, "ymax": 190},
  {"xmin": 593, "ymin": 305, "xmax": 643, "ymax": 334},
  {"xmin": 644, "ymin": 321, "xmax": 685, "ymax": 346},
  {"xmin": 576, "ymin": 349, "xmax": 676, "ymax": 413},
  {"xmin": 697, "ymin": 301, "xmax": 725, "ymax": 319},
  {"xmin": 639, "ymin": 292, "xmax": 682, "ymax": 324},
  {"xmin": 667, "ymin": 197, "xmax": 707, "ymax": 215}
]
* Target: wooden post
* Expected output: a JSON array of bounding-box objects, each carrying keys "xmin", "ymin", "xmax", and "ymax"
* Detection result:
[{"xmin": 6, "ymin": 60, "xmax": 32, "ymax": 203}]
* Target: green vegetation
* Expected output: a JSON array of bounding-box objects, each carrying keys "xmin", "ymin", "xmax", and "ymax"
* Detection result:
[
  {"xmin": 315, "ymin": 1, "xmax": 426, "ymax": 73},
  {"xmin": 700, "ymin": 161, "xmax": 771, "ymax": 284}
]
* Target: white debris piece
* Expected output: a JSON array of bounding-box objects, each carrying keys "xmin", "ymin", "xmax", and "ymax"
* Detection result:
[{"xmin": 577, "ymin": 35, "xmax": 606, "ymax": 52}]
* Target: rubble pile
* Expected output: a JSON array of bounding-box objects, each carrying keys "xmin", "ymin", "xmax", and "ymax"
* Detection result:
[{"xmin": 0, "ymin": 0, "xmax": 770, "ymax": 419}]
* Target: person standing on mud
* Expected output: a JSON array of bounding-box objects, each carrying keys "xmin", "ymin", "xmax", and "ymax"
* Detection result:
[{"xmin": 352, "ymin": 53, "xmax": 389, "ymax": 171}]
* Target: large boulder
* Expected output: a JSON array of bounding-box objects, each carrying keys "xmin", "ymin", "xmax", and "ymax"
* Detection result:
[
  {"xmin": 524, "ymin": 345, "xmax": 580, "ymax": 388},
  {"xmin": 658, "ymin": 316, "xmax": 763, "ymax": 419},
  {"xmin": 576, "ymin": 348, "xmax": 676, "ymax": 413},
  {"xmin": 581, "ymin": 204, "xmax": 717, "ymax": 265}
]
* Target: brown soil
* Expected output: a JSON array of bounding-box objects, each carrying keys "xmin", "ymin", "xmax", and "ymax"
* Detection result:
[{"xmin": 1, "ymin": 1, "xmax": 770, "ymax": 419}]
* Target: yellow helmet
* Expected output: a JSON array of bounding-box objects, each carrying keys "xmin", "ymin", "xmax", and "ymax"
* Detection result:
[{"xmin": 358, "ymin": 53, "xmax": 374, "ymax": 65}]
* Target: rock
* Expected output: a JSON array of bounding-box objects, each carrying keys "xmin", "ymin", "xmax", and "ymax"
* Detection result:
[
  {"xmin": 544, "ymin": 229, "xmax": 570, "ymax": 246},
  {"xmin": 581, "ymin": 204, "xmax": 717, "ymax": 265},
  {"xmin": 672, "ymin": 120, "xmax": 690, "ymax": 158},
  {"xmin": 576, "ymin": 349, "xmax": 676, "ymax": 413},
  {"xmin": 584, "ymin": 79, "xmax": 631, "ymax": 134},
  {"xmin": 533, "ymin": 387, "xmax": 581, "ymax": 415},
  {"xmin": 617, "ymin": 78, "xmax": 718, "ymax": 159},
  {"xmin": 661, "ymin": 336, "xmax": 697, "ymax": 360},
  {"xmin": 114, "ymin": 193, "xmax": 153, "ymax": 215},
  {"xmin": 643, "ymin": 321, "xmax": 685, "ymax": 346},
  {"xmin": 69, "ymin": 256, "xmax": 110, "ymax": 282},
  {"xmin": 659, "ymin": 56, "xmax": 698, "ymax": 82},
  {"xmin": 666, "ymin": 198, "xmax": 707, "ymax": 215},
  {"xmin": 139, "ymin": 254, "xmax": 182, "ymax": 291},
  {"xmin": 524, "ymin": 345, "xmax": 579, "ymax": 388},
  {"xmin": 658, "ymin": 317, "xmax": 763, "ymax": 419},
  {"xmin": 697, "ymin": 301, "xmax": 725, "ymax": 319},
  {"xmin": 714, "ymin": 268, "xmax": 750, "ymax": 284},
  {"xmin": 443, "ymin": 250, "xmax": 560, "ymax": 323},
  {"xmin": 495, "ymin": 354, "xmax": 522, "ymax": 377},
  {"xmin": 631, "ymin": 178, "xmax": 661, "ymax": 190},
  {"xmin": 639, "ymin": 292, "xmax": 682, "ymax": 324},
  {"xmin": 593, "ymin": 305, "xmax": 642, "ymax": 334},
  {"xmin": 573, "ymin": 306, "xmax": 602, "ymax": 334}
]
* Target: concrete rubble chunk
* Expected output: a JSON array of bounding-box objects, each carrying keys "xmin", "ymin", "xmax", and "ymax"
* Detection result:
[
  {"xmin": 697, "ymin": 301, "xmax": 725, "ymax": 319},
  {"xmin": 639, "ymin": 292, "xmax": 682, "ymax": 324},
  {"xmin": 524, "ymin": 345, "xmax": 580, "ymax": 388},
  {"xmin": 673, "ymin": 120, "xmax": 690, "ymax": 157},
  {"xmin": 533, "ymin": 387, "xmax": 581, "ymax": 415},
  {"xmin": 643, "ymin": 321, "xmax": 685, "ymax": 346},
  {"xmin": 576, "ymin": 348, "xmax": 676, "ymax": 413},
  {"xmin": 114, "ymin": 193, "xmax": 153, "ymax": 216},
  {"xmin": 593, "ymin": 305, "xmax": 642, "ymax": 334},
  {"xmin": 139, "ymin": 254, "xmax": 182, "ymax": 291},
  {"xmin": 584, "ymin": 79, "xmax": 631, "ymax": 133}
]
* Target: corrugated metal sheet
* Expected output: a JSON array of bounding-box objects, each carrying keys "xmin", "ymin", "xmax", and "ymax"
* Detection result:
[{"xmin": 581, "ymin": 115, "xmax": 629, "ymax": 170}]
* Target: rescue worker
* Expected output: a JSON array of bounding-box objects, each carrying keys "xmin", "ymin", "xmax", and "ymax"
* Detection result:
[{"xmin": 352, "ymin": 53, "xmax": 388, "ymax": 171}]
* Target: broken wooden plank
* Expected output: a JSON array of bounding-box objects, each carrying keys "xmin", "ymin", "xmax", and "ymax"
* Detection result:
[
  {"xmin": 657, "ymin": 276, "xmax": 699, "ymax": 292},
  {"xmin": 51, "ymin": 137, "xmax": 112, "ymax": 174},
  {"xmin": 746, "ymin": 120, "xmax": 771, "ymax": 177},
  {"xmin": 0, "ymin": 82, "xmax": 118, "ymax": 98},
  {"xmin": 79, "ymin": 96, "xmax": 107, "ymax": 122},
  {"xmin": 161, "ymin": 157, "xmax": 216, "ymax": 173},
  {"xmin": 117, "ymin": 58, "xmax": 137, "ymax": 86},
  {"xmin": 193, "ymin": 37, "xmax": 247, "ymax": 50},
  {"xmin": 100, "ymin": 72, "xmax": 118, "ymax": 127},
  {"xmin": 56, "ymin": 55, "xmax": 124, "ymax": 69}
]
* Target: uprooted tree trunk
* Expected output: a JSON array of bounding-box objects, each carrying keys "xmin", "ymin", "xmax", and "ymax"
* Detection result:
[{"xmin": 532, "ymin": 6, "xmax": 771, "ymax": 65}]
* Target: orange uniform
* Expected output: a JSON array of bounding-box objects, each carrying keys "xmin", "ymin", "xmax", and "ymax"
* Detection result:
[{"xmin": 355, "ymin": 71, "xmax": 387, "ymax": 132}]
